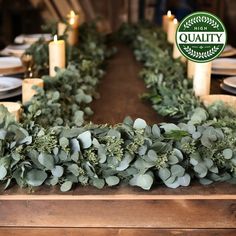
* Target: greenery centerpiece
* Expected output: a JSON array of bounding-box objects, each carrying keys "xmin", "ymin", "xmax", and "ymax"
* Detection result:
[{"xmin": 0, "ymin": 22, "xmax": 235, "ymax": 192}]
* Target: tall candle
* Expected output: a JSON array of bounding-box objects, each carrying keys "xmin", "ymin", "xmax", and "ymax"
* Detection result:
[
  {"xmin": 57, "ymin": 11, "xmax": 79, "ymax": 46},
  {"xmin": 187, "ymin": 60, "xmax": 196, "ymax": 79},
  {"xmin": 22, "ymin": 78, "xmax": 44, "ymax": 104},
  {"xmin": 167, "ymin": 18, "xmax": 178, "ymax": 44},
  {"xmin": 49, "ymin": 35, "xmax": 65, "ymax": 76},
  {"xmin": 193, "ymin": 62, "xmax": 212, "ymax": 96},
  {"xmin": 58, "ymin": 22, "xmax": 67, "ymax": 36},
  {"xmin": 162, "ymin": 10, "xmax": 174, "ymax": 33},
  {"xmin": 173, "ymin": 41, "xmax": 186, "ymax": 63},
  {"xmin": 0, "ymin": 102, "xmax": 21, "ymax": 122}
]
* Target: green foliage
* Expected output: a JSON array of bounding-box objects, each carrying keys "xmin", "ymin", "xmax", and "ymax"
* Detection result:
[{"xmin": 0, "ymin": 23, "xmax": 236, "ymax": 192}]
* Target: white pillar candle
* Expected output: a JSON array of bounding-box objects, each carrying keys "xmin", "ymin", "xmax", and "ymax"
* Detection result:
[
  {"xmin": 49, "ymin": 35, "xmax": 65, "ymax": 76},
  {"xmin": 167, "ymin": 18, "xmax": 178, "ymax": 44},
  {"xmin": 58, "ymin": 22, "xmax": 67, "ymax": 36},
  {"xmin": 22, "ymin": 78, "xmax": 44, "ymax": 104},
  {"xmin": 193, "ymin": 62, "xmax": 212, "ymax": 96},
  {"xmin": 162, "ymin": 10, "xmax": 174, "ymax": 33},
  {"xmin": 57, "ymin": 11, "xmax": 79, "ymax": 46},
  {"xmin": 0, "ymin": 102, "xmax": 21, "ymax": 122},
  {"xmin": 187, "ymin": 60, "xmax": 196, "ymax": 79},
  {"xmin": 173, "ymin": 41, "xmax": 186, "ymax": 63}
]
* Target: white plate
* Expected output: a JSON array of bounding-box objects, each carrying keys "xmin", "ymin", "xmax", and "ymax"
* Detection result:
[
  {"xmin": 212, "ymin": 58, "xmax": 236, "ymax": 70},
  {"xmin": 14, "ymin": 34, "xmax": 51, "ymax": 44},
  {"xmin": 0, "ymin": 77, "xmax": 22, "ymax": 92},
  {"xmin": 223, "ymin": 76, "xmax": 236, "ymax": 88},
  {"xmin": 0, "ymin": 87, "xmax": 22, "ymax": 100},
  {"xmin": 211, "ymin": 68, "xmax": 236, "ymax": 76},
  {"xmin": 220, "ymin": 83, "xmax": 236, "ymax": 95},
  {"xmin": 0, "ymin": 57, "xmax": 22, "ymax": 69},
  {"xmin": 1, "ymin": 44, "xmax": 30, "ymax": 57}
]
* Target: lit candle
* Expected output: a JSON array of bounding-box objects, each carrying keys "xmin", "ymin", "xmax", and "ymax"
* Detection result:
[
  {"xmin": 162, "ymin": 10, "xmax": 175, "ymax": 33},
  {"xmin": 68, "ymin": 10, "xmax": 79, "ymax": 29},
  {"xmin": 0, "ymin": 102, "xmax": 21, "ymax": 122},
  {"xmin": 187, "ymin": 60, "xmax": 196, "ymax": 79},
  {"xmin": 22, "ymin": 78, "xmax": 44, "ymax": 104},
  {"xmin": 193, "ymin": 62, "xmax": 212, "ymax": 96},
  {"xmin": 49, "ymin": 35, "xmax": 65, "ymax": 76},
  {"xmin": 58, "ymin": 10, "xmax": 79, "ymax": 46},
  {"xmin": 167, "ymin": 18, "xmax": 178, "ymax": 44}
]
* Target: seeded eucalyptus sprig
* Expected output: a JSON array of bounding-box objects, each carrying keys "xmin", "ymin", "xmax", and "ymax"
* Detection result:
[
  {"xmin": 0, "ymin": 23, "xmax": 236, "ymax": 192},
  {"xmin": 0, "ymin": 107, "xmax": 236, "ymax": 191},
  {"xmin": 23, "ymin": 23, "xmax": 107, "ymax": 127}
]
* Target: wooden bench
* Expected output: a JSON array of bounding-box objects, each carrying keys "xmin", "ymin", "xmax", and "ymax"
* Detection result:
[{"xmin": 0, "ymin": 182, "xmax": 235, "ymax": 235}]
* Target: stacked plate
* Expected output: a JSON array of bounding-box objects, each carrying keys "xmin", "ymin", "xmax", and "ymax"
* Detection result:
[
  {"xmin": 220, "ymin": 76, "xmax": 236, "ymax": 95},
  {"xmin": 14, "ymin": 33, "xmax": 51, "ymax": 44},
  {"xmin": 0, "ymin": 56, "xmax": 24, "ymax": 76},
  {"xmin": 212, "ymin": 58, "xmax": 236, "ymax": 76},
  {"xmin": 0, "ymin": 77, "xmax": 22, "ymax": 99},
  {"xmin": 1, "ymin": 44, "xmax": 30, "ymax": 57}
]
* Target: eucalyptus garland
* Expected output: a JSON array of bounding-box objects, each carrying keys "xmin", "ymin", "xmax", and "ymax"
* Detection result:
[
  {"xmin": 0, "ymin": 23, "xmax": 236, "ymax": 192},
  {"xmin": 23, "ymin": 22, "xmax": 108, "ymax": 127}
]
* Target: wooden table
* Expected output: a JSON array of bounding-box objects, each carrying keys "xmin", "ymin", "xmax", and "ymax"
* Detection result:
[
  {"xmin": 0, "ymin": 45, "xmax": 235, "ymax": 235},
  {"xmin": 0, "ymin": 183, "xmax": 236, "ymax": 235}
]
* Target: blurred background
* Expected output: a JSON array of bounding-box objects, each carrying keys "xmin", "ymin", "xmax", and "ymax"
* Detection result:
[{"xmin": 0, "ymin": 0, "xmax": 235, "ymax": 48}]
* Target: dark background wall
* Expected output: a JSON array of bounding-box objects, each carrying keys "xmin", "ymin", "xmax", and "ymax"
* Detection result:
[{"xmin": 0, "ymin": 0, "xmax": 235, "ymax": 47}]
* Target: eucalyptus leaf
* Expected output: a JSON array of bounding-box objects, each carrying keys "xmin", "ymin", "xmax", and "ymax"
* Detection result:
[
  {"xmin": 158, "ymin": 168, "xmax": 171, "ymax": 181},
  {"xmin": 130, "ymin": 173, "xmax": 153, "ymax": 190},
  {"xmin": 78, "ymin": 131, "xmax": 92, "ymax": 149},
  {"xmin": 133, "ymin": 118, "xmax": 147, "ymax": 129},
  {"xmin": 38, "ymin": 153, "xmax": 54, "ymax": 170},
  {"xmin": 0, "ymin": 166, "xmax": 7, "ymax": 180},
  {"xmin": 26, "ymin": 169, "xmax": 47, "ymax": 186},
  {"xmin": 51, "ymin": 165, "xmax": 64, "ymax": 177},
  {"xmin": 60, "ymin": 181, "xmax": 73, "ymax": 192},
  {"xmin": 105, "ymin": 176, "xmax": 120, "ymax": 186}
]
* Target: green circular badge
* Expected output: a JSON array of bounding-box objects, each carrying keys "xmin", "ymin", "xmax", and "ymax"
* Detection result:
[{"xmin": 176, "ymin": 11, "xmax": 226, "ymax": 62}]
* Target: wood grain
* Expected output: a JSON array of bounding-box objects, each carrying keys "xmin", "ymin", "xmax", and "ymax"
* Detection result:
[
  {"xmin": 0, "ymin": 228, "xmax": 235, "ymax": 236},
  {"xmin": 0, "ymin": 199, "xmax": 235, "ymax": 228}
]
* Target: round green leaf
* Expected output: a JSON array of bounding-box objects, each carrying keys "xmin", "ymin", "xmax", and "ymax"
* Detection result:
[
  {"xmin": 105, "ymin": 176, "xmax": 120, "ymax": 186},
  {"xmin": 0, "ymin": 166, "xmax": 7, "ymax": 180},
  {"xmin": 130, "ymin": 173, "xmax": 153, "ymax": 190},
  {"xmin": 51, "ymin": 165, "xmax": 64, "ymax": 178},
  {"xmin": 222, "ymin": 148, "xmax": 233, "ymax": 160},
  {"xmin": 78, "ymin": 131, "xmax": 92, "ymax": 149},
  {"xmin": 60, "ymin": 181, "xmax": 72, "ymax": 192},
  {"xmin": 59, "ymin": 137, "xmax": 69, "ymax": 149},
  {"xmin": 93, "ymin": 178, "xmax": 105, "ymax": 189},
  {"xmin": 194, "ymin": 163, "xmax": 208, "ymax": 177},
  {"xmin": 177, "ymin": 173, "xmax": 191, "ymax": 186},
  {"xmin": 26, "ymin": 169, "xmax": 47, "ymax": 187},
  {"xmin": 171, "ymin": 165, "xmax": 185, "ymax": 177},
  {"xmin": 147, "ymin": 149, "xmax": 158, "ymax": 162},
  {"xmin": 38, "ymin": 153, "xmax": 54, "ymax": 170},
  {"xmin": 133, "ymin": 118, "xmax": 147, "ymax": 129},
  {"xmin": 158, "ymin": 168, "xmax": 171, "ymax": 181}
]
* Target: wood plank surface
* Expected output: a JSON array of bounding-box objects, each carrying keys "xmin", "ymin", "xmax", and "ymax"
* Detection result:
[
  {"xmin": 0, "ymin": 45, "xmax": 235, "ymax": 233},
  {"xmin": 90, "ymin": 44, "xmax": 164, "ymax": 125},
  {"xmin": 0, "ymin": 198, "xmax": 235, "ymax": 228},
  {"xmin": 0, "ymin": 228, "xmax": 235, "ymax": 236}
]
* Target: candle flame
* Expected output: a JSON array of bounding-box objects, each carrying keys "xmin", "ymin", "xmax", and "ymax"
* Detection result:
[
  {"xmin": 53, "ymin": 35, "xmax": 58, "ymax": 42},
  {"xmin": 69, "ymin": 17, "xmax": 75, "ymax": 25},
  {"xmin": 173, "ymin": 18, "xmax": 178, "ymax": 24},
  {"xmin": 69, "ymin": 10, "xmax": 75, "ymax": 17},
  {"xmin": 167, "ymin": 10, "xmax": 171, "ymax": 17}
]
